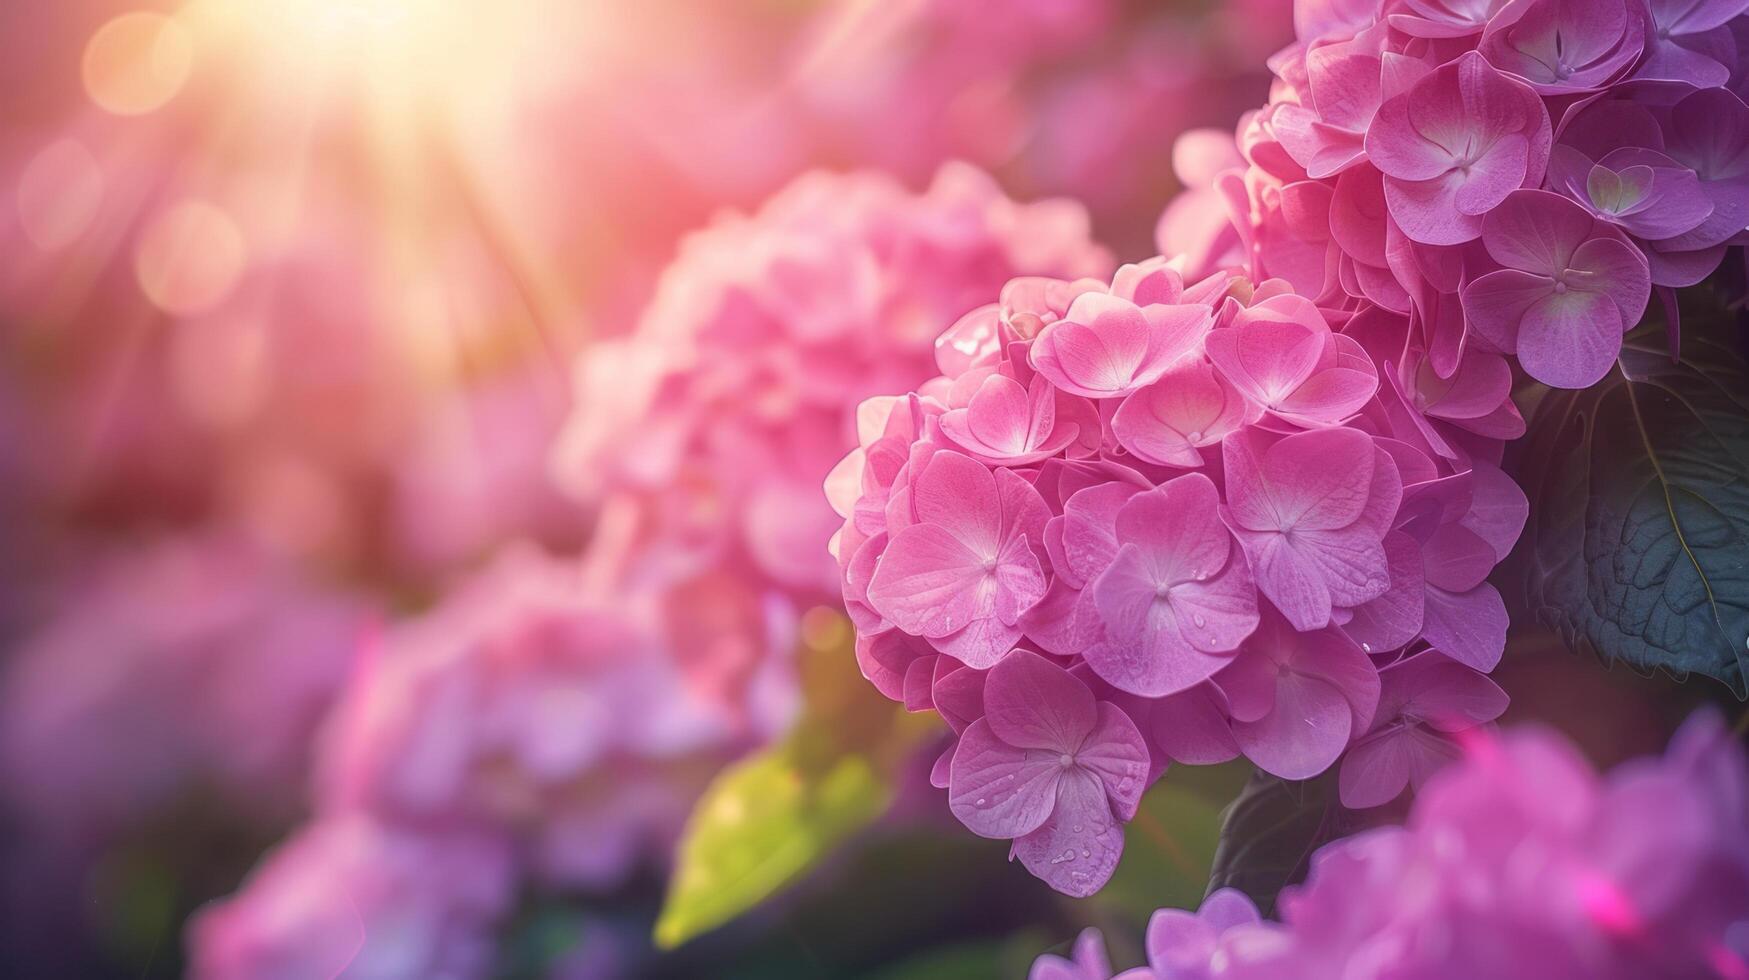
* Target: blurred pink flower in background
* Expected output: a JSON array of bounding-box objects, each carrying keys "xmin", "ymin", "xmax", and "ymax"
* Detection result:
[
  {"xmin": 553, "ymin": 164, "xmax": 1112, "ymax": 728},
  {"xmin": 0, "ymin": 533, "xmax": 375, "ymax": 841},
  {"xmin": 1031, "ymin": 713, "xmax": 1749, "ymax": 979},
  {"xmin": 193, "ymin": 546, "xmax": 736, "ymax": 977},
  {"xmin": 189, "ymin": 815, "xmax": 515, "ymax": 980}
]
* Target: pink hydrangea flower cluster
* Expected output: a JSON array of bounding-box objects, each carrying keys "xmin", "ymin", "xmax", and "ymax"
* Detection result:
[
  {"xmin": 189, "ymin": 548, "xmax": 734, "ymax": 978},
  {"xmin": 0, "ymin": 533, "xmax": 375, "ymax": 842},
  {"xmin": 1029, "ymin": 712, "xmax": 1749, "ymax": 980},
  {"xmin": 552, "ymin": 164, "xmax": 1111, "ymax": 726},
  {"xmin": 828, "ymin": 257, "xmax": 1522, "ymax": 896},
  {"xmin": 1160, "ymin": 0, "xmax": 1749, "ymax": 390}
]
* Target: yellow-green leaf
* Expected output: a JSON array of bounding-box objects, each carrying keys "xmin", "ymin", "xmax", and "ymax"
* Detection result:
[{"xmin": 653, "ymin": 744, "xmax": 889, "ymax": 948}]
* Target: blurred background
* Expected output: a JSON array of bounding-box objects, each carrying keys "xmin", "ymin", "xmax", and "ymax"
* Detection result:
[{"xmin": 0, "ymin": 2, "xmax": 1721, "ymax": 978}]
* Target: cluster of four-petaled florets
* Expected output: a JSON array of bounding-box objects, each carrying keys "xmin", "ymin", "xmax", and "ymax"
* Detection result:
[
  {"xmin": 827, "ymin": 259, "xmax": 1518, "ymax": 895},
  {"xmin": 1167, "ymin": 0, "xmax": 1749, "ymax": 391}
]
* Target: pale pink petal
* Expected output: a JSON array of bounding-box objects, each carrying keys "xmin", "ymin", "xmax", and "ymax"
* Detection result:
[
  {"xmin": 866, "ymin": 523, "xmax": 994, "ymax": 640},
  {"xmin": 1111, "ymin": 362, "xmax": 1247, "ymax": 468},
  {"xmin": 911, "ymin": 451, "xmax": 1001, "ymax": 554}
]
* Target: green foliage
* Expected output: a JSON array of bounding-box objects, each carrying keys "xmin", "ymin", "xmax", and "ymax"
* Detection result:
[
  {"xmin": 1515, "ymin": 320, "xmax": 1749, "ymax": 697},
  {"xmin": 654, "ymin": 613, "xmax": 936, "ymax": 949},
  {"xmin": 1204, "ymin": 769, "xmax": 1387, "ymax": 916}
]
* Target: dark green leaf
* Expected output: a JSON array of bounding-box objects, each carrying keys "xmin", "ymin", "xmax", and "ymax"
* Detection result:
[
  {"xmin": 1205, "ymin": 769, "xmax": 1386, "ymax": 916},
  {"xmin": 1515, "ymin": 324, "xmax": 1749, "ymax": 697}
]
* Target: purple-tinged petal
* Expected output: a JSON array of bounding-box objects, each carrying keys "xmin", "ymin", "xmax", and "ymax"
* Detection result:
[
  {"xmin": 1015, "ymin": 768, "xmax": 1125, "ymax": 897},
  {"xmin": 1422, "ymin": 582, "xmax": 1508, "ymax": 671},
  {"xmin": 1076, "ymin": 702, "xmax": 1151, "ymax": 822},
  {"xmin": 948, "ymin": 718, "xmax": 1062, "ymax": 839},
  {"xmin": 984, "ymin": 649, "xmax": 1098, "ymax": 752}
]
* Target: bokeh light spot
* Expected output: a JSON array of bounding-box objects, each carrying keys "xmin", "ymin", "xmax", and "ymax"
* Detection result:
[
  {"xmin": 135, "ymin": 201, "xmax": 248, "ymax": 316},
  {"xmin": 83, "ymin": 12, "xmax": 194, "ymax": 116},
  {"xmin": 16, "ymin": 139, "xmax": 105, "ymax": 250}
]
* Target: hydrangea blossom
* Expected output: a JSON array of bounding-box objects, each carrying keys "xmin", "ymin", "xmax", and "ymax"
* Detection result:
[
  {"xmin": 1033, "ymin": 713, "xmax": 1749, "ymax": 979},
  {"xmin": 553, "ymin": 164, "xmax": 1110, "ymax": 726},
  {"xmin": 1029, "ymin": 889, "xmax": 1264, "ymax": 980},
  {"xmin": 1159, "ymin": 0, "xmax": 1749, "ymax": 389},
  {"xmin": 0, "ymin": 533, "xmax": 375, "ymax": 842},
  {"xmin": 190, "ymin": 548, "xmax": 736, "ymax": 973},
  {"xmin": 829, "ymin": 257, "xmax": 1525, "ymax": 895},
  {"xmin": 320, "ymin": 548, "xmax": 732, "ymax": 883},
  {"xmin": 188, "ymin": 816, "xmax": 514, "ymax": 980}
]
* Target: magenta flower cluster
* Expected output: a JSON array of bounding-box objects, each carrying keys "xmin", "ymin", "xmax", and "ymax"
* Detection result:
[
  {"xmin": 1161, "ymin": 0, "xmax": 1749, "ymax": 389},
  {"xmin": 551, "ymin": 164, "xmax": 1110, "ymax": 727},
  {"xmin": 828, "ymin": 256, "xmax": 1520, "ymax": 895},
  {"xmin": 1030, "ymin": 713, "xmax": 1749, "ymax": 980}
]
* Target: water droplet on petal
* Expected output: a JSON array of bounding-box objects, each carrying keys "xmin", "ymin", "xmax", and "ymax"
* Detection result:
[
  {"xmin": 1081, "ymin": 849, "xmax": 1091, "ymax": 858},
  {"xmin": 975, "ymin": 798, "xmax": 987, "ymax": 807},
  {"xmin": 1187, "ymin": 430, "xmax": 1203, "ymax": 442},
  {"xmin": 1193, "ymin": 613, "xmax": 1206, "ymax": 628}
]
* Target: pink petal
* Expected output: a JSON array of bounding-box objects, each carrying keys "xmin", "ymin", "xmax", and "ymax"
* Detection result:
[
  {"xmin": 1060, "ymin": 481, "xmax": 1141, "ymax": 586},
  {"xmin": 929, "ymin": 616, "xmax": 1028, "ymax": 671},
  {"xmin": 1480, "ymin": 189, "xmax": 1596, "ymax": 274},
  {"xmin": 1151, "ymin": 684, "xmax": 1240, "ymax": 765},
  {"xmin": 1459, "ymin": 462, "xmax": 1528, "ymax": 562},
  {"xmin": 1570, "ymin": 236, "xmax": 1651, "ymax": 327},
  {"xmin": 1233, "ymin": 671, "xmax": 1355, "ymax": 780},
  {"xmin": 1231, "ymin": 532, "xmax": 1337, "ymax": 631},
  {"xmin": 1460, "ymin": 268, "xmax": 1553, "ymax": 354},
  {"xmin": 1515, "ymin": 288, "xmax": 1624, "ymax": 388},
  {"xmin": 1264, "ymin": 428, "xmax": 1379, "ymax": 531},
  {"xmin": 1014, "ymin": 768, "xmax": 1125, "ymax": 897},
  {"xmin": 1075, "ymin": 702, "xmax": 1151, "ymax": 821},
  {"xmin": 948, "ymin": 718, "xmax": 1063, "ymax": 839},
  {"xmin": 911, "ymin": 451, "xmax": 1001, "ymax": 553},
  {"xmin": 1453, "ymin": 133, "xmax": 1530, "ymax": 216},
  {"xmin": 1341, "ymin": 530, "xmax": 1427, "ymax": 653},
  {"xmin": 1086, "ymin": 545, "xmax": 1238, "ymax": 696},
  {"xmin": 1339, "ymin": 726, "xmax": 1458, "ymax": 808},
  {"xmin": 1111, "ymin": 362, "xmax": 1247, "ymax": 468},
  {"xmin": 983, "ymin": 649, "xmax": 1098, "ymax": 752},
  {"xmin": 866, "ymin": 523, "xmax": 995, "ymax": 640},
  {"xmin": 1421, "ymin": 582, "xmax": 1508, "ymax": 671},
  {"xmin": 1385, "ymin": 171, "xmax": 1486, "ymax": 245},
  {"xmin": 1422, "ymin": 524, "xmax": 1496, "ymax": 592}
]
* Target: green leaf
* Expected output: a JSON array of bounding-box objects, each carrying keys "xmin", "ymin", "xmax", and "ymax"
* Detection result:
[
  {"xmin": 654, "ymin": 611, "xmax": 936, "ymax": 949},
  {"xmin": 1515, "ymin": 323, "xmax": 1749, "ymax": 697},
  {"xmin": 653, "ymin": 744, "xmax": 890, "ymax": 949},
  {"xmin": 1204, "ymin": 769, "xmax": 1386, "ymax": 916}
]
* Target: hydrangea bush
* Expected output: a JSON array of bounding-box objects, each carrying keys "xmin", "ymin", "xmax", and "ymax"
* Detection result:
[
  {"xmin": 827, "ymin": 257, "xmax": 1520, "ymax": 895},
  {"xmin": 832, "ymin": 0, "xmax": 1749, "ymax": 900},
  {"xmin": 1029, "ymin": 713, "xmax": 1749, "ymax": 979}
]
